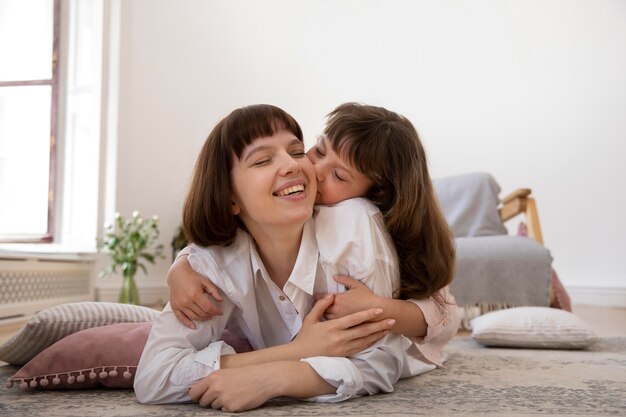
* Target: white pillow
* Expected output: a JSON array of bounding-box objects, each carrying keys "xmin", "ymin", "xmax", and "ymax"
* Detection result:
[{"xmin": 471, "ymin": 307, "xmax": 598, "ymax": 349}]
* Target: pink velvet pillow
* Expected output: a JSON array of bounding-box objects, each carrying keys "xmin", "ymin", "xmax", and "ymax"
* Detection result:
[{"xmin": 6, "ymin": 322, "xmax": 151, "ymax": 390}]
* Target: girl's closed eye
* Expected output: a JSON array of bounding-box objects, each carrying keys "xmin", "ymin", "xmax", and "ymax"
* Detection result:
[
  {"xmin": 333, "ymin": 170, "xmax": 346, "ymax": 182},
  {"xmin": 314, "ymin": 146, "xmax": 326, "ymax": 158}
]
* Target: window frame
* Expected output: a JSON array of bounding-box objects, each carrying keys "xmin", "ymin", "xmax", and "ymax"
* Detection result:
[{"xmin": 0, "ymin": 0, "xmax": 60, "ymax": 243}]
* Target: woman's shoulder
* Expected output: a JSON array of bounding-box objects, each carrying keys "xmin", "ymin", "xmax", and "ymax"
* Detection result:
[{"xmin": 188, "ymin": 230, "xmax": 252, "ymax": 275}]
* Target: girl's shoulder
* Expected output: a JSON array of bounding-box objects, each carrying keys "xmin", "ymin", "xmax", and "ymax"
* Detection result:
[
  {"xmin": 315, "ymin": 197, "xmax": 395, "ymax": 280},
  {"xmin": 314, "ymin": 197, "xmax": 380, "ymax": 223}
]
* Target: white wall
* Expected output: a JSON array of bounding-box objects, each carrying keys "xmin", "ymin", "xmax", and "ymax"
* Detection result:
[{"xmin": 110, "ymin": 0, "xmax": 626, "ymax": 302}]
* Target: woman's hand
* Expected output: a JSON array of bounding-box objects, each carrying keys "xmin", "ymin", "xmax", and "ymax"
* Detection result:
[
  {"xmin": 315, "ymin": 275, "xmax": 385, "ymax": 321},
  {"xmin": 189, "ymin": 361, "xmax": 336, "ymax": 412},
  {"xmin": 167, "ymin": 255, "xmax": 224, "ymax": 329},
  {"xmin": 291, "ymin": 293, "xmax": 395, "ymax": 358},
  {"xmin": 188, "ymin": 364, "xmax": 276, "ymax": 412}
]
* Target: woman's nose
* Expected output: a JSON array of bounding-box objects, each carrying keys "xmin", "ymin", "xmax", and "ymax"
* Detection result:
[{"xmin": 280, "ymin": 154, "xmax": 301, "ymax": 175}]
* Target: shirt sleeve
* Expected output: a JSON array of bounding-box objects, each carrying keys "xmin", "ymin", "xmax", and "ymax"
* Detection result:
[
  {"xmin": 134, "ymin": 303, "xmax": 237, "ymax": 404},
  {"xmin": 300, "ymin": 332, "xmax": 426, "ymax": 402},
  {"xmin": 406, "ymin": 286, "xmax": 462, "ymax": 366}
]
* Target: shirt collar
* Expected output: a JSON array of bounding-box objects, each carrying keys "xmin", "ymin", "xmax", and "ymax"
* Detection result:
[{"xmin": 285, "ymin": 218, "xmax": 318, "ymax": 295}]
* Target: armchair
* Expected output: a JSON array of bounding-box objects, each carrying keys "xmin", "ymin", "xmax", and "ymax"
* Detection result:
[{"xmin": 433, "ymin": 173, "xmax": 570, "ymax": 329}]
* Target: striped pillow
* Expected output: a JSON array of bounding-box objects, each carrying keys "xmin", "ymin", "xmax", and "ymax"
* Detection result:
[{"xmin": 0, "ymin": 302, "xmax": 160, "ymax": 365}]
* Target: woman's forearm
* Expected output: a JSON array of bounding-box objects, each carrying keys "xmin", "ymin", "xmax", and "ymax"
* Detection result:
[
  {"xmin": 269, "ymin": 361, "xmax": 336, "ymax": 398},
  {"xmin": 220, "ymin": 342, "xmax": 303, "ymax": 369}
]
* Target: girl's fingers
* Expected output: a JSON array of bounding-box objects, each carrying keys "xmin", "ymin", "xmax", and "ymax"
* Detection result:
[
  {"xmin": 185, "ymin": 303, "xmax": 209, "ymax": 320},
  {"xmin": 333, "ymin": 275, "xmax": 364, "ymax": 289},
  {"xmin": 173, "ymin": 309, "xmax": 196, "ymax": 330},
  {"xmin": 202, "ymin": 282, "xmax": 225, "ymax": 303},
  {"xmin": 195, "ymin": 294, "xmax": 221, "ymax": 317},
  {"xmin": 182, "ymin": 305, "xmax": 206, "ymax": 321}
]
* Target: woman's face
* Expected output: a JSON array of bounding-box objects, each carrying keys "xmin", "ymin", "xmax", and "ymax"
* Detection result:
[
  {"xmin": 230, "ymin": 130, "xmax": 317, "ymax": 233},
  {"xmin": 306, "ymin": 135, "xmax": 373, "ymax": 205}
]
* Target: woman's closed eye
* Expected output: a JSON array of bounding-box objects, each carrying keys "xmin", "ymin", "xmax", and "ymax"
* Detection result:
[
  {"xmin": 252, "ymin": 158, "xmax": 271, "ymax": 167},
  {"xmin": 290, "ymin": 150, "xmax": 306, "ymax": 158},
  {"xmin": 333, "ymin": 170, "xmax": 346, "ymax": 182}
]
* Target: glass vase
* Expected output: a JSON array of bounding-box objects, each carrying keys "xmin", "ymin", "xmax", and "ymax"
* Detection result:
[{"xmin": 119, "ymin": 268, "xmax": 140, "ymax": 305}]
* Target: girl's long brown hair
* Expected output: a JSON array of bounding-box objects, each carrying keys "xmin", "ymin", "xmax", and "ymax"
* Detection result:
[{"xmin": 324, "ymin": 103, "xmax": 455, "ymax": 299}]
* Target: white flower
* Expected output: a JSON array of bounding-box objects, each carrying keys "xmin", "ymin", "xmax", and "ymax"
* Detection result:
[
  {"xmin": 132, "ymin": 210, "xmax": 140, "ymax": 218},
  {"xmin": 114, "ymin": 212, "xmax": 121, "ymax": 219}
]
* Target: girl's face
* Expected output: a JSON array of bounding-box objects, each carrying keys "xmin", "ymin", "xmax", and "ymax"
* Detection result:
[
  {"xmin": 306, "ymin": 135, "xmax": 372, "ymax": 205},
  {"xmin": 230, "ymin": 130, "xmax": 317, "ymax": 233}
]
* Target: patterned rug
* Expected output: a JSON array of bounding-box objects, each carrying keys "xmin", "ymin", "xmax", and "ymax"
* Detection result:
[{"xmin": 1, "ymin": 336, "xmax": 625, "ymax": 417}]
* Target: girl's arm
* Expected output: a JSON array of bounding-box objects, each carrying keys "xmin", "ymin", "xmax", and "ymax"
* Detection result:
[
  {"xmin": 319, "ymin": 275, "xmax": 461, "ymax": 366},
  {"xmin": 320, "ymin": 275, "xmax": 427, "ymax": 337},
  {"xmin": 167, "ymin": 248, "xmax": 224, "ymax": 329}
]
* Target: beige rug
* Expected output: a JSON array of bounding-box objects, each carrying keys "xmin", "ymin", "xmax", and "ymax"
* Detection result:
[{"xmin": 1, "ymin": 336, "xmax": 625, "ymax": 416}]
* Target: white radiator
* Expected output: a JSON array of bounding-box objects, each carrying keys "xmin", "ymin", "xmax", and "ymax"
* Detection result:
[{"xmin": 0, "ymin": 258, "xmax": 94, "ymax": 325}]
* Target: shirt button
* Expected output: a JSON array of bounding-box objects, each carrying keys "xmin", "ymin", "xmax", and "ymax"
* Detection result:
[{"xmin": 279, "ymin": 295, "xmax": 286, "ymax": 301}]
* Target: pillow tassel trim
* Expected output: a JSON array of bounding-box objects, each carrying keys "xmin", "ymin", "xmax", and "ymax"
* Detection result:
[{"xmin": 6, "ymin": 365, "xmax": 137, "ymax": 390}]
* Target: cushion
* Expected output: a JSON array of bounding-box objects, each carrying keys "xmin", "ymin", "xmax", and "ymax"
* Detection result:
[
  {"xmin": 471, "ymin": 307, "xmax": 598, "ymax": 349},
  {"xmin": 0, "ymin": 302, "xmax": 160, "ymax": 365},
  {"xmin": 433, "ymin": 172, "xmax": 507, "ymax": 237},
  {"xmin": 6, "ymin": 322, "xmax": 151, "ymax": 390}
]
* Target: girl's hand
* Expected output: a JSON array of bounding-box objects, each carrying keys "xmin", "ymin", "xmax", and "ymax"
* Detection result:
[
  {"xmin": 291, "ymin": 294, "xmax": 395, "ymax": 358},
  {"xmin": 167, "ymin": 255, "xmax": 224, "ymax": 329},
  {"xmin": 314, "ymin": 275, "xmax": 384, "ymax": 321}
]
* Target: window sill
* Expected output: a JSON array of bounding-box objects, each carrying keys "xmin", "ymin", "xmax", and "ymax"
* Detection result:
[{"xmin": 0, "ymin": 243, "xmax": 97, "ymax": 262}]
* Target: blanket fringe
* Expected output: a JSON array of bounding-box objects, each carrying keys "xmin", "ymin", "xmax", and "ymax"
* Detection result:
[{"xmin": 459, "ymin": 303, "xmax": 520, "ymax": 330}]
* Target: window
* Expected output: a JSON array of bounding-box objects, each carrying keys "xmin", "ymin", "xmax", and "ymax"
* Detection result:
[
  {"xmin": 0, "ymin": 0, "xmax": 104, "ymax": 250},
  {"xmin": 0, "ymin": 0, "xmax": 59, "ymax": 242}
]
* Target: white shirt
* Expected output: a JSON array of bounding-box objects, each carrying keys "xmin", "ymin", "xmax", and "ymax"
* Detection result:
[{"xmin": 134, "ymin": 198, "xmax": 438, "ymax": 404}]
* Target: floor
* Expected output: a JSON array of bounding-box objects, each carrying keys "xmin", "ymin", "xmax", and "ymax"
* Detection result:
[{"xmin": 572, "ymin": 304, "xmax": 626, "ymax": 336}]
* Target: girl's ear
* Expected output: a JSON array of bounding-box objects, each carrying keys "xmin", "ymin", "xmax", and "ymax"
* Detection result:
[{"xmin": 231, "ymin": 201, "xmax": 241, "ymax": 215}]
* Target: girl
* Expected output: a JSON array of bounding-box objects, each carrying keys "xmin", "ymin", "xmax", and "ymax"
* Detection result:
[
  {"xmin": 169, "ymin": 103, "xmax": 459, "ymax": 365},
  {"xmin": 135, "ymin": 104, "xmax": 441, "ymax": 411}
]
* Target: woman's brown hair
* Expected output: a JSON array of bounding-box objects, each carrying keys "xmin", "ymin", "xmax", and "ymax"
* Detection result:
[
  {"xmin": 324, "ymin": 103, "xmax": 455, "ymax": 299},
  {"xmin": 183, "ymin": 104, "xmax": 303, "ymax": 247}
]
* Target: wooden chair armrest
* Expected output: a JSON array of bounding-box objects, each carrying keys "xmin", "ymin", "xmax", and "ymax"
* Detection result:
[
  {"xmin": 499, "ymin": 187, "xmax": 544, "ymax": 245},
  {"xmin": 499, "ymin": 188, "xmax": 531, "ymax": 222},
  {"xmin": 500, "ymin": 188, "xmax": 531, "ymax": 204}
]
